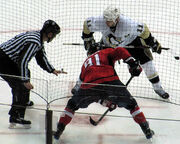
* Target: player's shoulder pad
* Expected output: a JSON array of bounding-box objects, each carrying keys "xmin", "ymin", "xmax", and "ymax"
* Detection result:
[{"xmin": 139, "ymin": 23, "xmax": 151, "ymax": 39}]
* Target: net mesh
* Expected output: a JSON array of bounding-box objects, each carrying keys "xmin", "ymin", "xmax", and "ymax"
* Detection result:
[{"xmin": 0, "ymin": 0, "xmax": 180, "ymax": 106}]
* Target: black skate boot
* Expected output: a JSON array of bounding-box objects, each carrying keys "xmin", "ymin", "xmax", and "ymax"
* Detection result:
[
  {"xmin": 140, "ymin": 121, "xmax": 154, "ymax": 139},
  {"xmin": 154, "ymin": 87, "xmax": 169, "ymax": 99},
  {"xmin": 53, "ymin": 123, "xmax": 65, "ymax": 143},
  {"xmin": 26, "ymin": 101, "xmax": 34, "ymax": 107},
  {"xmin": 9, "ymin": 116, "xmax": 31, "ymax": 129}
]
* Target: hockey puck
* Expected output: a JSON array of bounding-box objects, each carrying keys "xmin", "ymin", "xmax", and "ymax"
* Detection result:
[{"xmin": 174, "ymin": 56, "xmax": 180, "ymax": 60}]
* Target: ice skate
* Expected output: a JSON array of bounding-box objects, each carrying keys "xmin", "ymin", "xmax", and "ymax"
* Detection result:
[
  {"xmin": 143, "ymin": 127, "xmax": 154, "ymax": 139},
  {"xmin": 9, "ymin": 116, "xmax": 31, "ymax": 129},
  {"xmin": 53, "ymin": 123, "xmax": 65, "ymax": 144},
  {"xmin": 154, "ymin": 87, "xmax": 169, "ymax": 99},
  {"xmin": 53, "ymin": 130, "xmax": 62, "ymax": 144},
  {"xmin": 53, "ymin": 135, "xmax": 60, "ymax": 144},
  {"xmin": 140, "ymin": 122, "xmax": 154, "ymax": 139}
]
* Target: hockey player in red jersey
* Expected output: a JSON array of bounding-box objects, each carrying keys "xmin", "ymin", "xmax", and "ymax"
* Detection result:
[{"xmin": 53, "ymin": 43, "xmax": 154, "ymax": 143}]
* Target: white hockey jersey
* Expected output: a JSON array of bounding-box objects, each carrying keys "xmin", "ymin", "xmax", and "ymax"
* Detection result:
[{"xmin": 85, "ymin": 15, "xmax": 145, "ymax": 47}]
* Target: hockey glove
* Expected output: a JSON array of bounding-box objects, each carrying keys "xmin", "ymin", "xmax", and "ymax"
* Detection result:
[
  {"xmin": 82, "ymin": 32, "xmax": 95, "ymax": 51},
  {"xmin": 125, "ymin": 58, "xmax": 142, "ymax": 76},
  {"xmin": 151, "ymin": 40, "xmax": 162, "ymax": 54},
  {"xmin": 84, "ymin": 38, "xmax": 95, "ymax": 52},
  {"xmin": 148, "ymin": 35, "xmax": 162, "ymax": 54},
  {"xmin": 98, "ymin": 99, "xmax": 117, "ymax": 111}
]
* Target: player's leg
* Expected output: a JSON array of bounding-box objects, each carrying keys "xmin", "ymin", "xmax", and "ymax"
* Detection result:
[
  {"xmin": 107, "ymin": 80, "xmax": 154, "ymax": 139},
  {"xmin": 127, "ymin": 38, "xmax": 169, "ymax": 99},
  {"xmin": 141, "ymin": 60, "xmax": 169, "ymax": 99},
  {"xmin": 124, "ymin": 97, "xmax": 154, "ymax": 139},
  {"xmin": 53, "ymin": 88, "xmax": 100, "ymax": 141},
  {"xmin": 53, "ymin": 98, "xmax": 77, "ymax": 140}
]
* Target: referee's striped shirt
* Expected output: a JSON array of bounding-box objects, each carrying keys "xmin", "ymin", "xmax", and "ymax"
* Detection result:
[{"xmin": 0, "ymin": 31, "xmax": 55, "ymax": 81}]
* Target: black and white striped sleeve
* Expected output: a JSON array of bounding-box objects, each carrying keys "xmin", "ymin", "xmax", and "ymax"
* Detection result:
[
  {"xmin": 18, "ymin": 42, "xmax": 38, "ymax": 81},
  {"xmin": 35, "ymin": 48, "xmax": 55, "ymax": 73}
]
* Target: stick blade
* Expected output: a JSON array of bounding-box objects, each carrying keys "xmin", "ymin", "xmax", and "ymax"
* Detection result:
[
  {"xmin": 161, "ymin": 47, "xmax": 170, "ymax": 50},
  {"xmin": 89, "ymin": 116, "xmax": 97, "ymax": 126}
]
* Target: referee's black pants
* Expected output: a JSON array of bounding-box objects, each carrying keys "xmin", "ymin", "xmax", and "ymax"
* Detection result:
[{"xmin": 0, "ymin": 49, "xmax": 30, "ymax": 119}]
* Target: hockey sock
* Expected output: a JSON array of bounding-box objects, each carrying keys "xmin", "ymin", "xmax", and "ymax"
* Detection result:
[
  {"xmin": 130, "ymin": 106, "xmax": 146, "ymax": 124},
  {"xmin": 59, "ymin": 107, "xmax": 75, "ymax": 125}
]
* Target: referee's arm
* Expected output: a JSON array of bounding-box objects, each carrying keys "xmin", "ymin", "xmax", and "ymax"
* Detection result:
[
  {"xmin": 18, "ymin": 42, "xmax": 37, "ymax": 82},
  {"xmin": 35, "ymin": 47, "xmax": 55, "ymax": 73}
]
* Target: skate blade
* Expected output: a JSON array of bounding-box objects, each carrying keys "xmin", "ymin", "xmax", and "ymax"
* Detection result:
[
  {"xmin": 149, "ymin": 138, "xmax": 153, "ymax": 143},
  {"xmin": 163, "ymin": 99, "xmax": 170, "ymax": 102},
  {"xmin": 53, "ymin": 138, "xmax": 60, "ymax": 144},
  {"xmin": 9, "ymin": 123, "xmax": 31, "ymax": 129},
  {"xmin": 146, "ymin": 137, "xmax": 154, "ymax": 144}
]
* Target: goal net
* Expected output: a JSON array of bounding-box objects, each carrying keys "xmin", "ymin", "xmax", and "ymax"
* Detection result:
[{"xmin": 0, "ymin": 0, "xmax": 180, "ymax": 107}]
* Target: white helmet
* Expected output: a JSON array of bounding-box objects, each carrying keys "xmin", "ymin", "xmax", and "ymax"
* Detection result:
[{"xmin": 103, "ymin": 6, "xmax": 120, "ymax": 23}]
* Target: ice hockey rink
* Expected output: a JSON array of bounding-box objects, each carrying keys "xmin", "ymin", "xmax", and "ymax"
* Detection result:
[
  {"xmin": 0, "ymin": 0, "xmax": 180, "ymax": 144},
  {"xmin": 1, "ymin": 85, "xmax": 180, "ymax": 144}
]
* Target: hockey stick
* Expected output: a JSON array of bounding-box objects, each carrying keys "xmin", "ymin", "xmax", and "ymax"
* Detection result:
[
  {"xmin": 63, "ymin": 42, "xmax": 180, "ymax": 60},
  {"xmin": 63, "ymin": 42, "xmax": 169, "ymax": 50},
  {"xmin": 89, "ymin": 75, "xmax": 134, "ymax": 126},
  {"xmin": 64, "ymin": 42, "xmax": 180, "ymax": 61}
]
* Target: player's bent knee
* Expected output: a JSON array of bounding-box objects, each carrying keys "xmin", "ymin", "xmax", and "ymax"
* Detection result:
[
  {"xmin": 125, "ymin": 97, "xmax": 137, "ymax": 110},
  {"xmin": 66, "ymin": 99, "xmax": 79, "ymax": 111}
]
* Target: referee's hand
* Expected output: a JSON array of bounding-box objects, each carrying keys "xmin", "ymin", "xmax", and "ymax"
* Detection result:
[
  {"xmin": 24, "ymin": 82, "xmax": 34, "ymax": 90},
  {"xmin": 53, "ymin": 69, "xmax": 67, "ymax": 76}
]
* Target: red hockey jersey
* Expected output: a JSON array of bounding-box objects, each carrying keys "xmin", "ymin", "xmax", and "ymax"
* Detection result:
[{"xmin": 80, "ymin": 47, "xmax": 132, "ymax": 89}]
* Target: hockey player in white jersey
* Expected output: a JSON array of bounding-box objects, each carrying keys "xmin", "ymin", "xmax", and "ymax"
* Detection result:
[{"xmin": 82, "ymin": 6, "xmax": 169, "ymax": 99}]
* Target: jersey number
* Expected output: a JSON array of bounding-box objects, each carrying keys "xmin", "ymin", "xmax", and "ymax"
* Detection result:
[{"xmin": 84, "ymin": 54, "xmax": 100, "ymax": 68}]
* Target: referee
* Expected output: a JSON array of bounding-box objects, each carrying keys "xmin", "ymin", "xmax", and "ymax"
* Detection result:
[{"xmin": 0, "ymin": 20, "xmax": 66, "ymax": 128}]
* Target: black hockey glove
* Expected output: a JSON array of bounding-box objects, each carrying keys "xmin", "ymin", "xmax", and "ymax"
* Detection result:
[
  {"xmin": 126, "ymin": 58, "xmax": 142, "ymax": 76},
  {"xmin": 147, "ymin": 35, "xmax": 162, "ymax": 54},
  {"xmin": 98, "ymin": 99, "xmax": 117, "ymax": 111},
  {"xmin": 151, "ymin": 40, "xmax": 162, "ymax": 54},
  {"xmin": 82, "ymin": 32, "xmax": 95, "ymax": 51}
]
